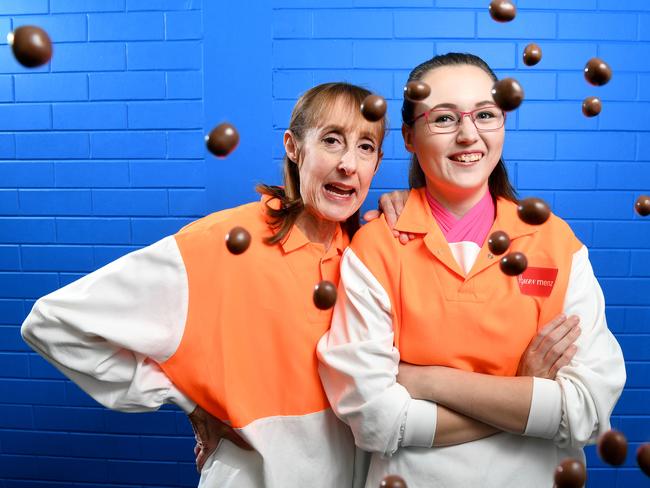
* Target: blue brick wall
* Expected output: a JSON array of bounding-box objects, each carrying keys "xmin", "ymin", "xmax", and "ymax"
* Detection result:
[{"xmin": 0, "ymin": 1, "xmax": 648, "ymax": 487}]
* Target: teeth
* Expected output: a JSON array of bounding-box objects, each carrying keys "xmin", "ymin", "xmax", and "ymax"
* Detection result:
[{"xmin": 452, "ymin": 153, "xmax": 482, "ymax": 163}]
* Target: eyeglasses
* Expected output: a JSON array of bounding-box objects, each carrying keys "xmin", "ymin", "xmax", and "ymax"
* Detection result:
[{"xmin": 412, "ymin": 105, "xmax": 505, "ymax": 134}]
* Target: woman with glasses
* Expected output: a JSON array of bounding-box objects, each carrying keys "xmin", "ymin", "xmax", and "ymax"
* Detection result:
[{"xmin": 318, "ymin": 53, "xmax": 625, "ymax": 487}]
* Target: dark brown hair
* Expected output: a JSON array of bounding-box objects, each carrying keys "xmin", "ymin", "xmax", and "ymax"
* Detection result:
[
  {"xmin": 257, "ymin": 82, "xmax": 387, "ymax": 244},
  {"xmin": 402, "ymin": 53, "xmax": 517, "ymax": 202}
]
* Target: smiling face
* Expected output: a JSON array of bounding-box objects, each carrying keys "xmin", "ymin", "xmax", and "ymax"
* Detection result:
[{"xmin": 403, "ymin": 64, "xmax": 505, "ymax": 204}]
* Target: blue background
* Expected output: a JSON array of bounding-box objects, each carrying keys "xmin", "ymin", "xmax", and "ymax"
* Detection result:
[{"xmin": 0, "ymin": 0, "xmax": 649, "ymax": 486}]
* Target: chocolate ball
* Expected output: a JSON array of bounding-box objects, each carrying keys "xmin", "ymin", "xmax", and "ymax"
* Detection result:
[
  {"xmin": 635, "ymin": 195, "xmax": 650, "ymax": 217},
  {"xmin": 9, "ymin": 25, "xmax": 53, "ymax": 68},
  {"xmin": 313, "ymin": 280, "xmax": 337, "ymax": 310},
  {"xmin": 584, "ymin": 58, "xmax": 612, "ymax": 86},
  {"xmin": 489, "ymin": 0, "xmax": 516, "ymax": 22},
  {"xmin": 597, "ymin": 430, "xmax": 627, "ymax": 466},
  {"xmin": 225, "ymin": 226, "xmax": 251, "ymax": 255},
  {"xmin": 523, "ymin": 43, "xmax": 542, "ymax": 66},
  {"xmin": 582, "ymin": 96, "xmax": 602, "ymax": 117},
  {"xmin": 488, "ymin": 231, "xmax": 511, "ymax": 256},
  {"xmin": 500, "ymin": 252, "xmax": 528, "ymax": 276},
  {"xmin": 517, "ymin": 197, "xmax": 551, "ymax": 225},
  {"xmin": 491, "ymin": 78, "xmax": 524, "ymax": 112},
  {"xmin": 379, "ymin": 474, "xmax": 407, "ymax": 488},
  {"xmin": 360, "ymin": 94, "xmax": 387, "ymax": 122},
  {"xmin": 554, "ymin": 458, "xmax": 586, "ymax": 488},
  {"xmin": 206, "ymin": 123, "xmax": 239, "ymax": 158},
  {"xmin": 637, "ymin": 443, "xmax": 650, "ymax": 477},
  {"xmin": 404, "ymin": 81, "xmax": 431, "ymax": 102}
]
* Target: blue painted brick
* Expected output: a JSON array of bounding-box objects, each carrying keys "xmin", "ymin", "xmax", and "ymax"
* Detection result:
[
  {"xmin": 599, "ymin": 102, "xmax": 650, "ymax": 131},
  {"xmin": 51, "ymin": 0, "xmax": 125, "ymax": 13},
  {"xmin": 371, "ymin": 159, "xmax": 409, "ymax": 189},
  {"xmin": 60, "ymin": 274, "xmax": 89, "ymax": 288},
  {"xmin": 518, "ymin": 0, "xmax": 597, "ymax": 8},
  {"xmin": 273, "ymin": 10, "xmax": 312, "ymax": 38},
  {"xmin": 55, "ymin": 161, "xmax": 130, "ymax": 188},
  {"xmin": 128, "ymin": 101, "xmax": 203, "ymax": 129},
  {"xmin": 503, "ymin": 131, "xmax": 555, "ymax": 160},
  {"xmin": 274, "ymin": 40, "xmax": 353, "ymax": 69},
  {"xmin": 0, "ymin": 455, "xmax": 108, "ymax": 483},
  {"xmin": 598, "ymin": 163, "xmax": 650, "ymax": 190},
  {"xmin": 273, "ymin": 70, "xmax": 313, "ymax": 99},
  {"xmin": 354, "ymin": 41, "xmax": 433, "ymax": 69},
  {"xmin": 625, "ymin": 308, "xmax": 650, "ymax": 333},
  {"xmin": 105, "ymin": 410, "xmax": 179, "ymax": 435},
  {"xmin": 0, "ymin": 300, "xmax": 25, "ymax": 325},
  {"xmin": 273, "ymin": 0, "xmax": 349, "ymax": 5},
  {"xmin": 0, "ymin": 353, "xmax": 29, "ymax": 377},
  {"xmin": 56, "ymin": 218, "xmax": 131, "ymax": 245},
  {"xmin": 518, "ymin": 102, "xmax": 597, "ymax": 131},
  {"xmin": 557, "ymin": 72, "xmax": 637, "ymax": 102},
  {"xmin": 130, "ymin": 160, "xmax": 205, "ymax": 187},
  {"xmin": 0, "ymin": 272, "xmax": 59, "ymax": 299},
  {"xmin": 436, "ymin": 42, "xmax": 516, "ymax": 70},
  {"xmin": 595, "ymin": 222, "xmax": 650, "ymax": 248},
  {"xmin": 89, "ymin": 13, "xmax": 164, "ymax": 41},
  {"xmin": 614, "ymin": 389, "xmax": 650, "ymax": 415},
  {"xmin": 169, "ymin": 189, "xmax": 207, "ymax": 215},
  {"xmin": 89, "ymin": 72, "xmax": 166, "ymax": 101},
  {"xmin": 0, "ymin": 75, "xmax": 13, "ymax": 102},
  {"xmin": 19, "ymin": 189, "xmax": 92, "ymax": 216},
  {"xmin": 601, "ymin": 278, "xmax": 650, "ymax": 305},
  {"xmin": 93, "ymin": 246, "xmax": 138, "ymax": 267},
  {"xmin": 92, "ymin": 189, "xmax": 168, "ymax": 216},
  {"xmin": 166, "ymin": 11, "xmax": 203, "ymax": 40},
  {"xmin": 140, "ymin": 436, "xmax": 194, "ymax": 461},
  {"xmin": 589, "ymin": 250, "xmax": 630, "ymax": 277},
  {"xmin": 517, "ymin": 161, "xmax": 597, "ymax": 190},
  {"xmin": 16, "ymin": 133, "xmax": 90, "ymax": 160},
  {"xmin": 313, "ymin": 70, "xmax": 393, "ymax": 98},
  {"xmin": 15, "ymin": 73, "xmax": 88, "ymax": 102},
  {"xmin": 600, "ymin": 43, "xmax": 650, "ymax": 72},
  {"xmin": 0, "ymin": 325, "xmax": 29, "ymax": 351},
  {"xmin": 394, "ymin": 11, "xmax": 474, "ymax": 38},
  {"xmin": 0, "ymin": 378, "xmax": 66, "ymax": 405},
  {"xmin": 496, "ymin": 72, "xmax": 557, "ymax": 101},
  {"xmin": 565, "ymin": 220, "xmax": 593, "ymax": 246},
  {"xmin": 127, "ymin": 0, "xmax": 201, "ymax": 9},
  {"xmin": 131, "ymin": 218, "xmax": 192, "ymax": 245},
  {"xmin": 0, "ymin": 18, "xmax": 11, "ymax": 46},
  {"xmin": 0, "ymin": 104, "xmax": 51, "ymax": 131},
  {"xmin": 631, "ymin": 251, "xmax": 650, "ymax": 276},
  {"xmin": 0, "ymin": 190, "xmax": 19, "ymax": 214},
  {"xmin": 91, "ymin": 132, "xmax": 166, "ymax": 159},
  {"xmin": 518, "ymin": 43, "xmax": 597, "ymax": 70},
  {"xmin": 557, "ymin": 132, "xmax": 636, "ymax": 161},
  {"xmin": 0, "ymin": 218, "xmax": 55, "ymax": 244},
  {"xmin": 638, "ymin": 133, "xmax": 650, "ymax": 161},
  {"xmin": 21, "ymin": 246, "xmax": 95, "ymax": 272},
  {"xmin": 272, "ymin": 99, "xmax": 294, "ymax": 129},
  {"xmin": 619, "ymin": 467, "xmax": 650, "ymax": 486},
  {"xmin": 29, "ymin": 354, "xmax": 67, "ymax": 379},
  {"xmin": 619, "ymin": 335, "xmax": 650, "ymax": 361},
  {"xmin": 554, "ymin": 191, "xmax": 632, "ymax": 220},
  {"xmin": 0, "ymin": 134, "xmax": 15, "ymax": 158},
  {"xmin": 605, "ymin": 306, "xmax": 625, "ymax": 334},
  {"xmin": 599, "ymin": 0, "xmax": 650, "ymax": 11},
  {"xmin": 355, "ymin": 0, "xmax": 431, "ymax": 5},
  {"xmin": 639, "ymin": 74, "xmax": 650, "ymax": 101},
  {"xmin": 52, "ymin": 43, "xmax": 126, "ymax": 72},
  {"xmin": 53, "ymin": 103, "xmax": 128, "ymax": 130},
  {"xmin": 166, "ymin": 71, "xmax": 202, "ymax": 99},
  {"xmin": 558, "ymin": 13, "xmax": 636, "ymax": 40},
  {"xmin": 13, "ymin": 15, "xmax": 88, "ymax": 43},
  {"xmin": 0, "ymin": 0, "xmax": 48, "ymax": 15},
  {"xmin": 0, "ymin": 49, "xmax": 49, "ymax": 74},
  {"xmin": 107, "ymin": 459, "xmax": 179, "ymax": 485},
  {"xmin": 127, "ymin": 41, "xmax": 202, "ymax": 70},
  {"xmin": 641, "ymin": 14, "xmax": 650, "ymax": 41},
  {"xmin": 0, "ymin": 245, "xmax": 19, "ymax": 271},
  {"xmin": 434, "ymin": 0, "xmax": 485, "ymax": 6},
  {"xmin": 477, "ymin": 12, "xmax": 556, "ymax": 39},
  {"xmin": 620, "ymin": 415, "xmax": 650, "ymax": 438},
  {"xmin": 0, "ymin": 405, "xmax": 32, "ymax": 430},
  {"xmin": 315, "ymin": 10, "xmax": 393, "ymax": 38},
  {"xmin": 63, "ymin": 380, "xmax": 105, "ymax": 407},
  {"xmin": 167, "ymin": 130, "xmax": 204, "ymax": 159}
]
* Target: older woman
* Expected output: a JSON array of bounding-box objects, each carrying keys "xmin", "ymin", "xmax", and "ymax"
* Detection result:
[
  {"xmin": 21, "ymin": 82, "xmax": 387, "ymax": 488},
  {"xmin": 318, "ymin": 54, "xmax": 626, "ymax": 487}
]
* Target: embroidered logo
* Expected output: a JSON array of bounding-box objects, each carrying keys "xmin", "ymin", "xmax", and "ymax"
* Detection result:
[{"xmin": 517, "ymin": 267, "xmax": 558, "ymax": 297}]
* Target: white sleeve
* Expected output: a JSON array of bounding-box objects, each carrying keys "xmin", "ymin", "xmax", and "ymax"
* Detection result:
[
  {"xmin": 525, "ymin": 245, "xmax": 626, "ymax": 447},
  {"xmin": 317, "ymin": 248, "xmax": 437, "ymax": 456},
  {"xmin": 21, "ymin": 235, "xmax": 196, "ymax": 414}
]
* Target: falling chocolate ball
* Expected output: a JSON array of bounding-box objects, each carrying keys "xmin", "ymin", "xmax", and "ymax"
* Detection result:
[
  {"xmin": 379, "ymin": 475, "xmax": 408, "ymax": 488},
  {"xmin": 597, "ymin": 429, "xmax": 628, "ymax": 466},
  {"xmin": 360, "ymin": 94, "xmax": 387, "ymax": 122},
  {"xmin": 206, "ymin": 123, "xmax": 239, "ymax": 158},
  {"xmin": 491, "ymin": 78, "xmax": 524, "ymax": 112},
  {"xmin": 517, "ymin": 197, "xmax": 551, "ymax": 225},
  {"xmin": 523, "ymin": 43, "xmax": 542, "ymax": 66},
  {"xmin": 9, "ymin": 25, "xmax": 53, "ymax": 68},
  {"xmin": 225, "ymin": 226, "xmax": 251, "ymax": 255},
  {"xmin": 313, "ymin": 280, "xmax": 337, "ymax": 310},
  {"xmin": 488, "ymin": 231, "xmax": 510, "ymax": 256},
  {"xmin": 554, "ymin": 458, "xmax": 586, "ymax": 488},
  {"xmin": 404, "ymin": 81, "xmax": 431, "ymax": 101},
  {"xmin": 584, "ymin": 58, "xmax": 612, "ymax": 86},
  {"xmin": 582, "ymin": 96, "xmax": 602, "ymax": 117},
  {"xmin": 637, "ymin": 443, "xmax": 650, "ymax": 477},
  {"xmin": 635, "ymin": 195, "xmax": 650, "ymax": 216},
  {"xmin": 489, "ymin": 0, "xmax": 516, "ymax": 22},
  {"xmin": 500, "ymin": 252, "xmax": 527, "ymax": 276}
]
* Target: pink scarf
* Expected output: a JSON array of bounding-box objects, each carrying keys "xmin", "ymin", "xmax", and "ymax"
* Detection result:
[{"xmin": 425, "ymin": 189, "xmax": 495, "ymax": 246}]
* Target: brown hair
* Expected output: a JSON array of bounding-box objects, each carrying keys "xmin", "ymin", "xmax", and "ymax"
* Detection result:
[
  {"xmin": 402, "ymin": 53, "xmax": 517, "ymax": 202},
  {"xmin": 257, "ymin": 82, "xmax": 387, "ymax": 244}
]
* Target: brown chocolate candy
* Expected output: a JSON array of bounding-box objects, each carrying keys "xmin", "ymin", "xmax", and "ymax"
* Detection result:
[
  {"xmin": 597, "ymin": 429, "xmax": 628, "ymax": 466},
  {"xmin": 517, "ymin": 197, "xmax": 551, "ymax": 225},
  {"xmin": 206, "ymin": 123, "xmax": 239, "ymax": 158},
  {"xmin": 500, "ymin": 252, "xmax": 527, "ymax": 276},
  {"xmin": 379, "ymin": 475, "xmax": 407, "ymax": 488},
  {"xmin": 584, "ymin": 58, "xmax": 612, "ymax": 86},
  {"xmin": 523, "ymin": 43, "xmax": 542, "ymax": 66},
  {"xmin": 488, "ymin": 230, "xmax": 511, "ymax": 256},
  {"xmin": 554, "ymin": 458, "xmax": 586, "ymax": 488},
  {"xmin": 10, "ymin": 25, "xmax": 53, "ymax": 68},
  {"xmin": 360, "ymin": 94, "xmax": 387, "ymax": 122},
  {"xmin": 582, "ymin": 96, "xmax": 602, "ymax": 117},
  {"xmin": 489, "ymin": 0, "xmax": 516, "ymax": 22},
  {"xmin": 491, "ymin": 78, "xmax": 524, "ymax": 112},
  {"xmin": 313, "ymin": 280, "xmax": 337, "ymax": 310},
  {"xmin": 637, "ymin": 443, "xmax": 650, "ymax": 477},
  {"xmin": 225, "ymin": 226, "xmax": 251, "ymax": 255},
  {"xmin": 635, "ymin": 195, "xmax": 650, "ymax": 217},
  {"xmin": 404, "ymin": 81, "xmax": 431, "ymax": 101}
]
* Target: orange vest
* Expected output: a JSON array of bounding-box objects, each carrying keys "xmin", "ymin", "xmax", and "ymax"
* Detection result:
[
  {"xmin": 350, "ymin": 188, "xmax": 582, "ymax": 376},
  {"xmin": 159, "ymin": 197, "xmax": 347, "ymax": 428}
]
